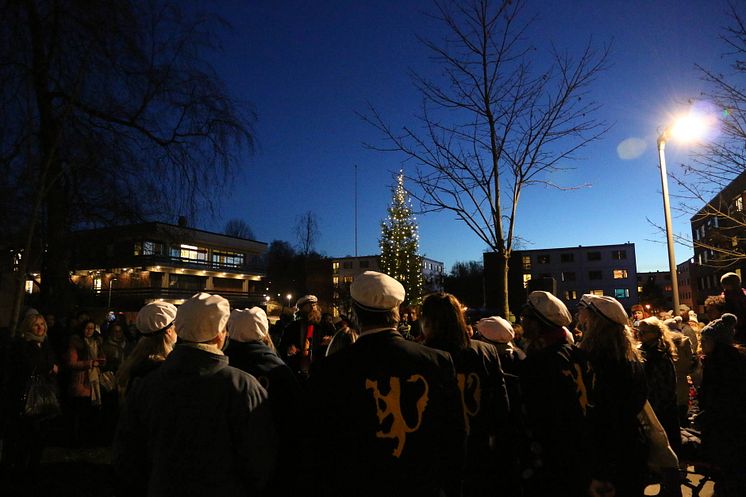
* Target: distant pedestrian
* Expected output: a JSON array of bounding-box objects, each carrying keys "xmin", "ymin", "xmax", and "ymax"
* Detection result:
[
  {"xmin": 113, "ymin": 292, "xmax": 277, "ymax": 496},
  {"xmin": 279, "ymin": 295, "xmax": 332, "ymax": 379},
  {"xmin": 720, "ymin": 272, "xmax": 746, "ymax": 344}
]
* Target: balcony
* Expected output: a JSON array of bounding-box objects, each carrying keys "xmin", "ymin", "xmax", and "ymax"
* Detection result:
[{"xmin": 86, "ymin": 286, "xmax": 266, "ymax": 311}]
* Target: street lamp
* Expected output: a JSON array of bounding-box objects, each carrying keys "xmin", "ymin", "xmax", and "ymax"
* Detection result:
[
  {"xmin": 657, "ymin": 111, "xmax": 713, "ymax": 312},
  {"xmin": 286, "ymin": 293, "xmax": 292, "ymax": 308},
  {"xmin": 107, "ymin": 277, "xmax": 118, "ymax": 309}
]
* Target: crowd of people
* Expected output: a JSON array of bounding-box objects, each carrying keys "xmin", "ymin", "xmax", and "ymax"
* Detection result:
[{"xmin": 2, "ymin": 270, "xmax": 746, "ymax": 496}]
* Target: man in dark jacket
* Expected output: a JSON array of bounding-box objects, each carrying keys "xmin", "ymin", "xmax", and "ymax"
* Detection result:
[
  {"xmin": 308, "ymin": 271, "xmax": 466, "ymax": 497},
  {"xmin": 518, "ymin": 291, "xmax": 593, "ymax": 497},
  {"xmin": 113, "ymin": 293, "xmax": 278, "ymax": 497},
  {"xmin": 279, "ymin": 294, "xmax": 334, "ymax": 379}
]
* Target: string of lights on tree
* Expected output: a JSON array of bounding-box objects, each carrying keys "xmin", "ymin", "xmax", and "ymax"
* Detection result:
[{"xmin": 379, "ymin": 171, "xmax": 423, "ymax": 305}]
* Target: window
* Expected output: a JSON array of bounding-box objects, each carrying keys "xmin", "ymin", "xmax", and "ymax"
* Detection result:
[
  {"xmin": 343, "ymin": 261, "xmax": 353, "ymax": 269},
  {"xmin": 591, "ymin": 289, "xmax": 604, "ymax": 296},
  {"xmin": 212, "ymin": 250, "xmax": 244, "ymax": 268},
  {"xmin": 171, "ymin": 244, "xmax": 208, "ymax": 262},
  {"xmin": 333, "ymin": 276, "xmax": 339, "ymax": 285},
  {"xmin": 589, "ymin": 270, "xmax": 603, "ymax": 280},
  {"xmin": 25, "ymin": 280, "xmax": 34, "ymax": 294},
  {"xmin": 637, "ymin": 286, "xmax": 643, "ymax": 293},
  {"xmin": 587, "ymin": 251, "xmax": 601, "ymax": 261},
  {"xmin": 564, "ymin": 290, "xmax": 578, "ymax": 300},
  {"xmin": 537, "ymin": 254, "xmax": 551, "ymax": 264},
  {"xmin": 523, "ymin": 274, "xmax": 532, "ymax": 288},
  {"xmin": 169, "ymin": 274, "xmax": 206, "ymax": 291},
  {"xmin": 561, "ymin": 271, "xmax": 576, "ymax": 282},
  {"xmin": 736, "ymin": 196, "xmax": 744, "ymax": 212},
  {"xmin": 612, "ymin": 250, "xmax": 627, "ymax": 260},
  {"xmin": 93, "ymin": 277, "xmax": 102, "ymax": 292},
  {"xmin": 613, "ymin": 269, "xmax": 628, "ymax": 279},
  {"xmin": 332, "ymin": 262, "xmax": 339, "ymax": 274},
  {"xmin": 143, "ymin": 240, "xmax": 166, "ymax": 256},
  {"xmin": 560, "ymin": 253, "xmax": 574, "ymax": 263},
  {"xmin": 359, "ymin": 260, "xmax": 370, "ymax": 269},
  {"xmin": 522, "ymin": 256, "xmax": 532, "ymax": 270},
  {"xmin": 614, "ymin": 288, "xmax": 630, "ymax": 299}
]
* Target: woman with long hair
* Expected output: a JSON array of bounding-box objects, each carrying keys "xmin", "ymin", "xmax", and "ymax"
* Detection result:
[
  {"xmin": 1, "ymin": 313, "xmax": 59, "ymax": 479},
  {"xmin": 579, "ymin": 296, "xmax": 648, "ymax": 497},
  {"xmin": 420, "ymin": 292, "xmax": 511, "ymax": 497},
  {"xmin": 636, "ymin": 316, "xmax": 681, "ymax": 457},
  {"xmin": 116, "ymin": 303, "xmax": 177, "ymax": 398},
  {"xmin": 66, "ymin": 319, "xmax": 106, "ymax": 445}
]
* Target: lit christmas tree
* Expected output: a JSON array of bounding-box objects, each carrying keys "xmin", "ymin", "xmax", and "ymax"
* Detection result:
[{"xmin": 379, "ymin": 171, "xmax": 423, "ymax": 305}]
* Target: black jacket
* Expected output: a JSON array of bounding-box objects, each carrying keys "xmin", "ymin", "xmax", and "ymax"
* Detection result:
[
  {"xmin": 279, "ymin": 319, "xmax": 334, "ymax": 376},
  {"xmin": 308, "ymin": 329, "xmax": 466, "ymax": 497},
  {"xmin": 113, "ymin": 345, "xmax": 278, "ymax": 497}
]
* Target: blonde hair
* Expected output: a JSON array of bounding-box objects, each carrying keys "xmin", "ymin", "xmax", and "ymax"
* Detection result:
[
  {"xmin": 580, "ymin": 310, "xmax": 642, "ymax": 363},
  {"xmin": 637, "ymin": 317, "xmax": 678, "ymax": 359},
  {"xmin": 116, "ymin": 332, "xmax": 174, "ymax": 393},
  {"xmin": 19, "ymin": 314, "xmax": 47, "ymax": 337}
]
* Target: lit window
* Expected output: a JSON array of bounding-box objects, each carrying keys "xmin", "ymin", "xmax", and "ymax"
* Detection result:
[
  {"xmin": 591, "ymin": 289, "xmax": 604, "ymax": 296},
  {"xmin": 637, "ymin": 286, "xmax": 643, "ymax": 293},
  {"xmin": 613, "ymin": 269, "xmax": 628, "ymax": 279},
  {"xmin": 736, "ymin": 196, "xmax": 744, "ymax": 212},
  {"xmin": 25, "ymin": 280, "xmax": 34, "ymax": 294},
  {"xmin": 523, "ymin": 274, "xmax": 532, "ymax": 288},
  {"xmin": 564, "ymin": 290, "xmax": 578, "ymax": 300},
  {"xmin": 93, "ymin": 277, "xmax": 102, "ymax": 292},
  {"xmin": 614, "ymin": 288, "xmax": 630, "ymax": 299}
]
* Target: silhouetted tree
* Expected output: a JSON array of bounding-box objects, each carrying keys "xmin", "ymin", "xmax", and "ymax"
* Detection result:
[
  {"xmin": 294, "ymin": 211, "xmax": 320, "ymax": 255},
  {"xmin": 224, "ymin": 219, "xmax": 255, "ymax": 239}
]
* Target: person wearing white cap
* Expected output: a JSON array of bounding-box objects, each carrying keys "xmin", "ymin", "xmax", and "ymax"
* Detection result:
[
  {"xmin": 113, "ymin": 293, "xmax": 278, "ymax": 497},
  {"xmin": 225, "ymin": 307, "xmax": 303, "ymax": 495},
  {"xmin": 517, "ymin": 291, "xmax": 593, "ymax": 497},
  {"xmin": 278, "ymin": 294, "xmax": 334, "ymax": 379},
  {"xmin": 307, "ymin": 271, "xmax": 466, "ymax": 497},
  {"xmin": 578, "ymin": 295, "xmax": 649, "ymax": 497},
  {"xmin": 116, "ymin": 301, "xmax": 178, "ymax": 396},
  {"xmin": 475, "ymin": 315, "xmax": 525, "ymax": 373},
  {"xmin": 419, "ymin": 292, "xmax": 510, "ymax": 496}
]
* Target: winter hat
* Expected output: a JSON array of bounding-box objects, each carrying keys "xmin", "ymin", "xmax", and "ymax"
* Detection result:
[
  {"xmin": 720, "ymin": 272, "xmax": 741, "ymax": 286},
  {"xmin": 476, "ymin": 316, "xmax": 514, "ymax": 343},
  {"xmin": 175, "ymin": 292, "xmax": 230, "ymax": 342},
  {"xmin": 136, "ymin": 302, "xmax": 177, "ymax": 335},
  {"xmin": 631, "ymin": 304, "xmax": 644, "ymax": 313},
  {"xmin": 350, "ymin": 271, "xmax": 405, "ymax": 311},
  {"xmin": 701, "ymin": 313, "xmax": 737, "ymax": 345},
  {"xmin": 588, "ymin": 296, "xmax": 628, "ymax": 325},
  {"xmin": 526, "ymin": 291, "xmax": 572, "ymax": 327},
  {"xmin": 295, "ymin": 295, "xmax": 318, "ymax": 308},
  {"xmin": 227, "ymin": 307, "xmax": 269, "ymax": 343}
]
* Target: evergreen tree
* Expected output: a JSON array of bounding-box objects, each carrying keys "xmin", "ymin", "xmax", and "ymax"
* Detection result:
[{"xmin": 379, "ymin": 172, "xmax": 423, "ymax": 304}]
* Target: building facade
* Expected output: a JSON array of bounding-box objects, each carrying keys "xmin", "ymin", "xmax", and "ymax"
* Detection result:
[
  {"xmin": 637, "ymin": 270, "xmax": 673, "ymax": 313},
  {"xmin": 689, "ymin": 170, "xmax": 746, "ymax": 307},
  {"xmin": 69, "ymin": 222, "xmax": 267, "ymax": 310},
  {"xmin": 488, "ymin": 243, "xmax": 638, "ymax": 314}
]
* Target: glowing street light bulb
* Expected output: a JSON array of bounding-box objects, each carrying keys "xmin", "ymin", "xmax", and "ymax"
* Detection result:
[{"xmin": 669, "ymin": 113, "xmax": 709, "ymax": 143}]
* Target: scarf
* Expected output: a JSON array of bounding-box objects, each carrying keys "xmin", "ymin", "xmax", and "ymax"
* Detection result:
[
  {"xmin": 22, "ymin": 331, "xmax": 46, "ymax": 343},
  {"xmin": 85, "ymin": 336, "xmax": 103, "ymax": 407}
]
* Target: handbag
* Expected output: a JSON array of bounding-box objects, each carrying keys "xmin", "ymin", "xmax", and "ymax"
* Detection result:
[
  {"xmin": 22, "ymin": 373, "xmax": 61, "ymax": 420},
  {"xmin": 100, "ymin": 370, "xmax": 117, "ymax": 392},
  {"xmin": 637, "ymin": 400, "xmax": 679, "ymax": 473}
]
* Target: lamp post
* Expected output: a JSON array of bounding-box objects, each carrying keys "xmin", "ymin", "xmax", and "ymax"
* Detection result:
[
  {"xmin": 107, "ymin": 277, "xmax": 118, "ymax": 309},
  {"xmin": 657, "ymin": 111, "xmax": 712, "ymax": 312}
]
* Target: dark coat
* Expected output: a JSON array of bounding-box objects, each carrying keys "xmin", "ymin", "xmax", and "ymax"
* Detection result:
[
  {"xmin": 447, "ymin": 340, "xmax": 511, "ymax": 497},
  {"xmin": 225, "ymin": 340, "xmax": 304, "ymax": 494},
  {"xmin": 65, "ymin": 335, "xmax": 105, "ymax": 399},
  {"xmin": 279, "ymin": 319, "xmax": 334, "ymax": 376},
  {"xmin": 308, "ymin": 329, "xmax": 466, "ymax": 497},
  {"xmin": 699, "ymin": 345, "xmax": 746, "ymax": 477},
  {"xmin": 519, "ymin": 341, "xmax": 594, "ymax": 497},
  {"xmin": 640, "ymin": 341, "xmax": 680, "ymax": 454},
  {"xmin": 113, "ymin": 345, "xmax": 278, "ymax": 497},
  {"xmin": 587, "ymin": 358, "xmax": 648, "ymax": 497}
]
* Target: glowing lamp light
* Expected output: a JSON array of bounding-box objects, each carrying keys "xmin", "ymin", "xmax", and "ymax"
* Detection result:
[{"xmin": 668, "ymin": 113, "xmax": 710, "ymax": 143}]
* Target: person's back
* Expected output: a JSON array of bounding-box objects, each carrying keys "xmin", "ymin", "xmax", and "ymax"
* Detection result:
[
  {"xmin": 113, "ymin": 293, "xmax": 277, "ymax": 497},
  {"xmin": 309, "ymin": 330, "xmax": 465, "ymax": 497}
]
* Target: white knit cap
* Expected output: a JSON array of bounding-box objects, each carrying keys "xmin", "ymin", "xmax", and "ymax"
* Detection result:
[
  {"xmin": 175, "ymin": 292, "xmax": 230, "ymax": 342},
  {"xmin": 227, "ymin": 307, "xmax": 269, "ymax": 343},
  {"xmin": 136, "ymin": 302, "xmax": 177, "ymax": 335},
  {"xmin": 350, "ymin": 271, "xmax": 405, "ymax": 311},
  {"xmin": 295, "ymin": 295, "xmax": 318, "ymax": 308},
  {"xmin": 476, "ymin": 316, "xmax": 514, "ymax": 343}
]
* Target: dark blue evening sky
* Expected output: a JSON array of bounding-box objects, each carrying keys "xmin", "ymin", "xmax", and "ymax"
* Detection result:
[{"xmin": 206, "ymin": 0, "xmax": 733, "ymax": 272}]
